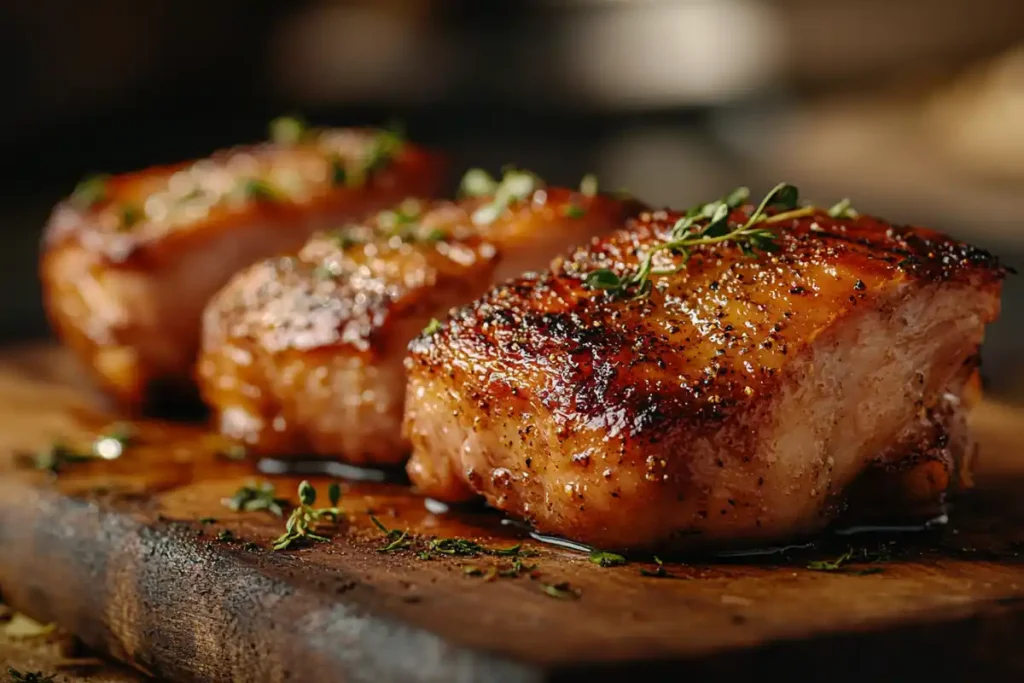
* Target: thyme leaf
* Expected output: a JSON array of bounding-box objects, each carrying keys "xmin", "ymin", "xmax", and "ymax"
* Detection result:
[
  {"xmin": 223, "ymin": 481, "xmax": 287, "ymax": 517},
  {"xmin": 272, "ymin": 481, "xmax": 343, "ymax": 551},
  {"xmin": 71, "ymin": 174, "xmax": 108, "ymax": 208},
  {"xmin": 540, "ymin": 581, "xmax": 580, "ymax": 600},
  {"xmin": 584, "ymin": 183, "xmax": 829, "ymax": 299},
  {"xmin": 589, "ymin": 550, "xmax": 627, "ymax": 567}
]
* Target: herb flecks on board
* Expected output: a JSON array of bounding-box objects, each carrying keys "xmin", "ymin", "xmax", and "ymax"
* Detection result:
[
  {"xmin": 367, "ymin": 514, "xmax": 535, "ymax": 561},
  {"xmin": 273, "ymin": 480, "xmax": 343, "ymax": 551},
  {"xmin": 223, "ymin": 481, "xmax": 288, "ymax": 517},
  {"xmin": 585, "ymin": 183, "xmax": 858, "ymax": 299}
]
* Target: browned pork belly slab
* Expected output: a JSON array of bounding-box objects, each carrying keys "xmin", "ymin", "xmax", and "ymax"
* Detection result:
[
  {"xmin": 403, "ymin": 191, "xmax": 1005, "ymax": 552},
  {"xmin": 197, "ymin": 171, "xmax": 645, "ymax": 464},
  {"xmin": 41, "ymin": 123, "xmax": 442, "ymax": 411}
]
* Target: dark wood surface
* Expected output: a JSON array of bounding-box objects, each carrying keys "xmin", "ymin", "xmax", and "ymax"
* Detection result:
[{"xmin": 2, "ymin": 345, "xmax": 1024, "ymax": 682}]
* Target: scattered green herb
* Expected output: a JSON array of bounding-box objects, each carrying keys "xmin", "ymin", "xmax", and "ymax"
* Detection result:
[
  {"xmin": 579, "ymin": 173, "xmax": 598, "ymax": 197},
  {"xmin": 807, "ymin": 549, "xmax": 853, "ymax": 572},
  {"xmin": 31, "ymin": 442, "xmax": 92, "ymax": 474},
  {"xmin": 827, "ymin": 198, "xmax": 857, "ymax": 219},
  {"xmin": 370, "ymin": 514, "xmax": 412, "ymax": 553},
  {"xmin": 243, "ymin": 178, "xmax": 279, "ymax": 202},
  {"xmin": 585, "ymin": 183, "xmax": 809, "ymax": 299},
  {"xmin": 269, "ymin": 115, "xmax": 307, "ymax": 145},
  {"xmin": 563, "ymin": 204, "xmax": 586, "ymax": 219},
  {"xmin": 471, "ymin": 168, "xmax": 544, "ymax": 226},
  {"xmin": 422, "ymin": 318, "xmax": 442, "ymax": 336},
  {"xmin": 459, "ymin": 168, "xmax": 498, "ymax": 197},
  {"xmin": 639, "ymin": 556, "xmax": 670, "ymax": 578},
  {"xmin": 273, "ymin": 480, "xmax": 343, "ymax": 551},
  {"xmin": 71, "ymin": 174, "xmax": 108, "ymax": 208},
  {"xmin": 6, "ymin": 668, "xmax": 57, "ymax": 683},
  {"xmin": 540, "ymin": 581, "xmax": 580, "ymax": 600},
  {"xmin": 347, "ymin": 127, "xmax": 404, "ymax": 187},
  {"xmin": 330, "ymin": 157, "xmax": 347, "ymax": 186},
  {"xmin": 224, "ymin": 481, "xmax": 287, "ymax": 517},
  {"xmin": 498, "ymin": 556, "xmax": 538, "ymax": 578},
  {"xmin": 589, "ymin": 550, "xmax": 627, "ymax": 567},
  {"xmin": 217, "ymin": 529, "xmax": 235, "ymax": 542},
  {"xmin": 120, "ymin": 203, "xmax": 143, "ymax": 229}
]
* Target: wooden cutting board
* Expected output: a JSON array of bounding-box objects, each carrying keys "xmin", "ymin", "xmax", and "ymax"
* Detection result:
[{"xmin": 2, "ymin": 344, "xmax": 1024, "ymax": 683}]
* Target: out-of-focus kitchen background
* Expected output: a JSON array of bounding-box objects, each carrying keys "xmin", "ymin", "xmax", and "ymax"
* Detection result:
[{"xmin": 1, "ymin": 0, "xmax": 1022, "ymax": 398}]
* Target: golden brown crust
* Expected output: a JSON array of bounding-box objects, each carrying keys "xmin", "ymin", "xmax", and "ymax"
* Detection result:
[
  {"xmin": 403, "ymin": 206, "xmax": 1005, "ymax": 550},
  {"xmin": 197, "ymin": 186, "xmax": 646, "ymax": 461},
  {"xmin": 40, "ymin": 128, "xmax": 444, "ymax": 411},
  {"xmin": 409, "ymin": 208, "xmax": 1005, "ymax": 438},
  {"xmin": 42, "ymin": 129, "xmax": 442, "ymax": 268}
]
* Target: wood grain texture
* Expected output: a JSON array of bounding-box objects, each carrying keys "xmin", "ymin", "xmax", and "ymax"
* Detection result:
[{"xmin": 1, "ymin": 344, "xmax": 1024, "ymax": 682}]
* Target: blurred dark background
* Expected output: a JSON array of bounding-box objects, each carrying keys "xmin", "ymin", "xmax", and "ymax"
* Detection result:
[{"xmin": 2, "ymin": 0, "xmax": 1022, "ymax": 399}]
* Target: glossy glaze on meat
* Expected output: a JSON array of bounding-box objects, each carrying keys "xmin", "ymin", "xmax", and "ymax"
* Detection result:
[
  {"xmin": 198, "ymin": 181, "xmax": 645, "ymax": 464},
  {"xmin": 403, "ymin": 205, "xmax": 1005, "ymax": 552},
  {"xmin": 41, "ymin": 127, "xmax": 442, "ymax": 411}
]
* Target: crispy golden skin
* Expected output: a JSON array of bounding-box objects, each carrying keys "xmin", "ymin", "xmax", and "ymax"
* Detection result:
[
  {"xmin": 403, "ymin": 207, "xmax": 1005, "ymax": 552},
  {"xmin": 41, "ymin": 129, "xmax": 442, "ymax": 411},
  {"xmin": 198, "ymin": 187, "xmax": 645, "ymax": 464}
]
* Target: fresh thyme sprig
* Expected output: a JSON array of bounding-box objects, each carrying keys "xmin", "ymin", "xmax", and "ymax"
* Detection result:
[
  {"xmin": 584, "ymin": 183, "xmax": 852, "ymax": 299},
  {"xmin": 223, "ymin": 481, "xmax": 288, "ymax": 517},
  {"xmin": 272, "ymin": 481, "xmax": 343, "ymax": 551}
]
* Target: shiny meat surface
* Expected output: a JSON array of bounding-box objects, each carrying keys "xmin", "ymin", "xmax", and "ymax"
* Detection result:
[
  {"xmin": 403, "ymin": 205, "xmax": 1005, "ymax": 552},
  {"xmin": 41, "ymin": 128, "xmax": 442, "ymax": 410},
  {"xmin": 198, "ymin": 183, "xmax": 644, "ymax": 463}
]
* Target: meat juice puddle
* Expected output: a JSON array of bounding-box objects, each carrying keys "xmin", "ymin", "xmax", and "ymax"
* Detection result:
[
  {"xmin": 257, "ymin": 457, "xmax": 408, "ymax": 483},
  {"xmin": 255, "ymin": 456, "xmax": 950, "ymax": 565}
]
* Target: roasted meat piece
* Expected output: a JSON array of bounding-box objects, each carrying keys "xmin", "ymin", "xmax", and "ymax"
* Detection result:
[
  {"xmin": 198, "ymin": 170, "xmax": 644, "ymax": 464},
  {"xmin": 41, "ymin": 121, "xmax": 442, "ymax": 411},
  {"xmin": 403, "ymin": 186, "xmax": 1005, "ymax": 552}
]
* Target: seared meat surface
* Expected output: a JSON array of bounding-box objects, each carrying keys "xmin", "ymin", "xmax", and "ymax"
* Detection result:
[
  {"xmin": 198, "ymin": 172, "xmax": 644, "ymax": 464},
  {"xmin": 403, "ymin": 190, "xmax": 1005, "ymax": 552},
  {"xmin": 42, "ymin": 124, "xmax": 441, "ymax": 411}
]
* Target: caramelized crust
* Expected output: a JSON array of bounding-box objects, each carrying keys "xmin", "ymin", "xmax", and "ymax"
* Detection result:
[
  {"xmin": 198, "ymin": 188, "xmax": 644, "ymax": 463},
  {"xmin": 403, "ymin": 207, "xmax": 1005, "ymax": 551},
  {"xmin": 41, "ymin": 129, "xmax": 442, "ymax": 410}
]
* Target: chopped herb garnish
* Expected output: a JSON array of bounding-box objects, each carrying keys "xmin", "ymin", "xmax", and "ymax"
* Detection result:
[
  {"xmin": 541, "ymin": 581, "xmax": 580, "ymax": 600},
  {"xmin": 199, "ymin": 517, "xmax": 217, "ymax": 524},
  {"xmin": 579, "ymin": 173, "xmax": 598, "ymax": 197},
  {"xmin": 313, "ymin": 263, "xmax": 342, "ymax": 280},
  {"xmin": 217, "ymin": 529, "xmax": 235, "ymax": 542},
  {"xmin": 460, "ymin": 168, "xmax": 498, "ymax": 197},
  {"xmin": 32, "ymin": 442, "xmax": 92, "ymax": 474},
  {"xmin": 422, "ymin": 318, "xmax": 442, "ymax": 336},
  {"xmin": 585, "ymin": 182, "xmax": 814, "ymax": 299},
  {"xmin": 71, "ymin": 174, "xmax": 108, "ymax": 208},
  {"xmin": 243, "ymin": 178, "xmax": 279, "ymax": 202},
  {"xmin": 370, "ymin": 514, "xmax": 412, "ymax": 553},
  {"xmin": 423, "ymin": 228, "xmax": 447, "ymax": 243},
  {"xmin": 807, "ymin": 549, "xmax": 853, "ymax": 572},
  {"xmin": 498, "ymin": 556, "xmax": 537, "ymax": 578},
  {"xmin": 471, "ymin": 168, "xmax": 544, "ymax": 226},
  {"xmin": 329, "ymin": 230, "xmax": 363, "ymax": 250},
  {"xmin": 330, "ymin": 157, "xmax": 347, "ymax": 186},
  {"xmin": 827, "ymin": 197, "xmax": 858, "ymax": 219},
  {"xmin": 269, "ymin": 115, "xmax": 307, "ymax": 145},
  {"xmin": 6, "ymin": 668, "xmax": 57, "ymax": 683},
  {"xmin": 223, "ymin": 481, "xmax": 287, "ymax": 517},
  {"xmin": 273, "ymin": 480, "xmax": 343, "ymax": 551},
  {"xmin": 120, "ymin": 203, "xmax": 142, "ymax": 229},
  {"xmin": 563, "ymin": 204, "xmax": 586, "ymax": 219},
  {"xmin": 589, "ymin": 550, "xmax": 627, "ymax": 567},
  {"xmin": 347, "ymin": 127, "xmax": 404, "ymax": 187},
  {"xmin": 639, "ymin": 556, "xmax": 670, "ymax": 578}
]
